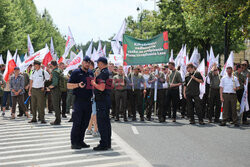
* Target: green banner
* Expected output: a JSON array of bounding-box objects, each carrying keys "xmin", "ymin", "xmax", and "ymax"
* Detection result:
[{"xmin": 123, "ymin": 31, "xmax": 169, "ymax": 65}]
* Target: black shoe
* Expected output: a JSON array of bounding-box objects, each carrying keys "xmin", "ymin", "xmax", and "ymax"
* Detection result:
[
  {"xmin": 50, "ymin": 121, "xmax": 60, "ymax": 125},
  {"xmin": 146, "ymin": 117, "xmax": 151, "ymax": 121},
  {"xmin": 132, "ymin": 117, "xmax": 136, "ymax": 121},
  {"xmin": 81, "ymin": 143, "xmax": 90, "ymax": 148},
  {"xmin": 41, "ymin": 120, "xmax": 47, "ymax": 124},
  {"xmin": 159, "ymin": 118, "xmax": 165, "ymax": 123},
  {"xmin": 93, "ymin": 145, "xmax": 109, "ymax": 151},
  {"xmin": 115, "ymin": 118, "xmax": 120, "ymax": 121},
  {"xmin": 172, "ymin": 118, "xmax": 176, "ymax": 122},
  {"xmin": 124, "ymin": 118, "xmax": 128, "ymax": 122},
  {"xmin": 220, "ymin": 123, "xmax": 226, "ymax": 126},
  {"xmin": 48, "ymin": 111, "xmax": 53, "ymax": 114},
  {"xmin": 68, "ymin": 118, "xmax": 73, "ymax": 122},
  {"xmin": 17, "ymin": 114, "xmax": 23, "ymax": 117},
  {"xmin": 28, "ymin": 119, "xmax": 37, "ymax": 123},
  {"xmin": 199, "ymin": 121, "xmax": 205, "ymax": 125},
  {"xmin": 62, "ymin": 114, "xmax": 67, "ymax": 118},
  {"xmin": 189, "ymin": 120, "xmax": 195, "ymax": 124},
  {"xmin": 140, "ymin": 117, "xmax": 144, "ymax": 121},
  {"xmin": 234, "ymin": 124, "xmax": 240, "ymax": 127},
  {"xmin": 71, "ymin": 145, "xmax": 82, "ymax": 149}
]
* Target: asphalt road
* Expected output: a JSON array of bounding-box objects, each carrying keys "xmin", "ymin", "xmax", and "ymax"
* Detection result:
[{"xmin": 112, "ymin": 115, "xmax": 250, "ymax": 167}]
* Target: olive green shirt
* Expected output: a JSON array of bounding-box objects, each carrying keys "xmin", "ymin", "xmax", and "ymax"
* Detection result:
[
  {"xmin": 208, "ymin": 71, "xmax": 220, "ymax": 89},
  {"xmin": 51, "ymin": 68, "xmax": 60, "ymax": 87},
  {"xmin": 234, "ymin": 71, "xmax": 245, "ymax": 90},
  {"xmin": 113, "ymin": 74, "xmax": 128, "ymax": 90},
  {"xmin": 169, "ymin": 70, "xmax": 182, "ymax": 85},
  {"xmin": 128, "ymin": 73, "xmax": 145, "ymax": 90}
]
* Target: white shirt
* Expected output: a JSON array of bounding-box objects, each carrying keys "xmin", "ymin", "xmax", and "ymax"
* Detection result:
[
  {"xmin": 30, "ymin": 69, "xmax": 50, "ymax": 88},
  {"xmin": 220, "ymin": 75, "xmax": 240, "ymax": 94},
  {"xmin": 142, "ymin": 74, "xmax": 151, "ymax": 88},
  {"xmin": 163, "ymin": 73, "xmax": 169, "ymax": 89}
]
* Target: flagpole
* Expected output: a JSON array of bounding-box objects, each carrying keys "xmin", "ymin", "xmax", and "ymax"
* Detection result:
[{"xmin": 154, "ymin": 69, "xmax": 158, "ymax": 117}]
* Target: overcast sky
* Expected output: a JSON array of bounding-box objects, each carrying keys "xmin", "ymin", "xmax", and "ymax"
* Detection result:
[{"xmin": 33, "ymin": 0, "xmax": 156, "ymax": 45}]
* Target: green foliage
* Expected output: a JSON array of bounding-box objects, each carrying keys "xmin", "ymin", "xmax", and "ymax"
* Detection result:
[{"xmin": 0, "ymin": 0, "xmax": 66, "ymax": 60}]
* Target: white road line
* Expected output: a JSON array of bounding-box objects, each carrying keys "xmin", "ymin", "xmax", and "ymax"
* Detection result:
[
  {"xmin": 0, "ymin": 133, "xmax": 70, "ymax": 142},
  {"xmin": 36, "ymin": 155, "xmax": 129, "ymax": 167},
  {"xmin": 0, "ymin": 141, "xmax": 101, "ymax": 155},
  {"xmin": 82, "ymin": 161, "xmax": 136, "ymax": 167},
  {"xmin": 112, "ymin": 132, "xmax": 153, "ymax": 167},
  {"xmin": 0, "ymin": 150, "xmax": 127, "ymax": 166},
  {"xmin": 0, "ymin": 126, "xmax": 71, "ymax": 132},
  {"xmin": 0, "ymin": 130, "xmax": 71, "ymax": 138},
  {"xmin": 0, "ymin": 146, "xmax": 120, "ymax": 160},
  {"xmin": 131, "ymin": 126, "xmax": 139, "ymax": 135}
]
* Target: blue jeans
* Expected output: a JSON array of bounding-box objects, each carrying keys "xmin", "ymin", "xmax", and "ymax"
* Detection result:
[{"xmin": 2, "ymin": 91, "xmax": 12, "ymax": 107}]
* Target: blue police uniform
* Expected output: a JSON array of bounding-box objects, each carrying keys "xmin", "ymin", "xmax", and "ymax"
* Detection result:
[
  {"xmin": 69, "ymin": 67, "xmax": 93, "ymax": 147},
  {"xmin": 94, "ymin": 67, "xmax": 112, "ymax": 149}
]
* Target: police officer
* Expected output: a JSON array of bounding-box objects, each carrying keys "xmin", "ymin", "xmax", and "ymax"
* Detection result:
[
  {"xmin": 67, "ymin": 56, "xmax": 93, "ymax": 149},
  {"xmin": 183, "ymin": 63, "xmax": 205, "ymax": 125},
  {"xmin": 47, "ymin": 61, "xmax": 61, "ymax": 125},
  {"xmin": 91, "ymin": 57, "xmax": 112, "ymax": 151}
]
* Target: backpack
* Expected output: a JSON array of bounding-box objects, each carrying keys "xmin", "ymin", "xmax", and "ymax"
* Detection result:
[{"xmin": 56, "ymin": 69, "xmax": 67, "ymax": 92}]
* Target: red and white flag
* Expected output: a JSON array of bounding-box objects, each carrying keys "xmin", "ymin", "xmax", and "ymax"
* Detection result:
[
  {"xmin": 63, "ymin": 50, "xmax": 83, "ymax": 75},
  {"xmin": 220, "ymin": 103, "xmax": 223, "ymax": 120},
  {"xmin": 27, "ymin": 34, "xmax": 35, "ymax": 56},
  {"xmin": 19, "ymin": 47, "xmax": 50, "ymax": 73},
  {"xmin": 16, "ymin": 55, "xmax": 22, "ymax": 67},
  {"xmin": 189, "ymin": 47, "xmax": 200, "ymax": 67},
  {"xmin": 197, "ymin": 59, "xmax": 206, "ymax": 99},
  {"xmin": 240, "ymin": 78, "xmax": 249, "ymax": 114},
  {"xmin": 220, "ymin": 51, "xmax": 234, "ymax": 76},
  {"xmin": 0, "ymin": 54, "xmax": 4, "ymax": 64},
  {"xmin": 3, "ymin": 50, "xmax": 16, "ymax": 82},
  {"xmin": 50, "ymin": 37, "xmax": 55, "ymax": 55},
  {"xmin": 58, "ymin": 27, "xmax": 76, "ymax": 64},
  {"xmin": 208, "ymin": 47, "xmax": 215, "ymax": 73},
  {"xmin": 23, "ymin": 53, "xmax": 28, "ymax": 61},
  {"xmin": 85, "ymin": 40, "xmax": 93, "ymax": 57}
]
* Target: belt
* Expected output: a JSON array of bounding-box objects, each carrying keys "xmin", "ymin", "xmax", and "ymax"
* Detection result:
[
  {"xmin": 223, "ymin": 93, "xmax": 236, "ymax": 95},
  {"xmin": 32, "ymin": 87, "xmax": 43, "ymax": 90}
]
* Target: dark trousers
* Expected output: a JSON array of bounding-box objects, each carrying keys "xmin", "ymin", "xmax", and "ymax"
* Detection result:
[
  {"xmin": 66, "ymin": 89, "xmax": 75, "ymax": 114},
  {"xmin": 222, "ymin": 93, "xmax": 238, "ymax": 124},
  {"xmin": 115, "ymin": 90, "xmax": 127, "ymax": 119},
  {"xmin": 110, "ymin": 90, "xmax": 116, "ymax": 117},
  {"xmin": 201, "ymin": 93, "xmax": 209, "ymax": 119},
  {"xmin": 186, "ymin": 95, "xmax": 203, "ymax": 121},
  {"xmin": 208, "ymin": 88, "xmax": 221, "ymax": 120},
  {"xmin": 11, "ymin": 95, "xmax": 27, "ymax": 114},
  {"xmin": 166, "ymin": 88, "xmax": 179, "ymax": 119},
  {"xmin": 71, "ymin": 99, "xmax": 92, "ymax": 146},
  {"xmin": 146, "ymin": 89, "xmax": 154, "ymax": 118},
  {"xmin": 156, "ymin": 89, "xmax": 165, "ymax": 119},
  {"xmin": 47, "ymin": 92, "xmax": 54, "ymax": 112},
  {"xmin": 127, "ymin": 90, "xmax": 132, "ymax": 117},
  {"xmin": 60, "ymin": 91, "xmax": 67, "ymax": 115},
  {"xmin": 18, "ymin": 90, "xmax": 29, "ymax": 115},
  {"xmin": 236, "ymin": 89, "xmax": 247, "ymax": 122},
  {"xmin": 51, "ymin": 87, "xmax": 61, "ymax": 123},
  {"xmin": 129, "ymin": 89, "xmax": 143, "ymax": 118},
  {"xmin": 96, "ymin": 97, "xmax": 111, "ymax": 147}
]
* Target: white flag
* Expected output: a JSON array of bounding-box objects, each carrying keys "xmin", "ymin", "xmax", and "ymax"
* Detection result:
[
  {"xmin": 13, "ymin": 49, "xmax": 18, "ymax": 62},
  {"xmin": 16, "ymin": 55, "xmax": 22, "ymax": 67},
  {"xmin": 97, "ymin": 40, "xmax": 103, "ymax": 57},
  {"xmin": 208, "ymin": 46, "xmax": 216, "ymax": 73},
  {"xmin": 85, "ymin": 40, "xmax": 93, "ymax": 57},
  {"xmin": 50, "ymin": 37, "xmax": 55, "ymax": 55},
  {"xmin": 27, "ymin": 34, "xmax": 34, "ymax": 56},
  {"xmin": 59, "ymin": 27, "xmax": 76, "ymax": 63},
  {"xmin": 19, "ymin": 47, "xmax": 50, "ymax": 73},
  {"xmin": 169, "ymin": 49, "xmax": 174, "ymax": 62},
  {"xmin": 0, "ymin": 55, "xmax": 4, "ymax": 64},
  {"xmin": 189, "ymin": 47, "xmax": 200, "ymax": 67},
  {"xmin": 23, "ymin": 53, "xmax": 28, "ymax": 61},
  {"xmin": 215, "ymin": 54, "xmax": 219, "ymax": 67},
  {"xmin": 197, "ymin": 59, "xmax": 206, "ymax": 99},
  {"xmin": 175, "ymin": 45, "xmax": 184, "ymax": 68},
  {"xmin": 111, "ymin": 19, "xmax": 127, "ymax": 55},
  {"xmin": 103, "ymin": 45, "xmax": 106, "ymax": 56},
  {"xmin": 220, "ymin": 51, "xmax": 234, "ymax": 76},
  {"xmin": 63, "ymin": 50, "xmax": 83, "ymax": 75},
  {"xmin": 70, "ymin": 51, "xmax": 77, "ymax": 61},
  {"xmin": 240, "ymin": 78, "xmax": 249, "ymax": 114}
]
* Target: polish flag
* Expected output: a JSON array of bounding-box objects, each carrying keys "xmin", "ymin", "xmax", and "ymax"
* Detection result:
[
  {"xmin": 3, "ymin": 50, "xmax": 16, "ymax": 82},
  {"xmin": 63, "ymin": 50, "xmax": 83, "ymax": 75},
  {"xmin": 58, "ymin": 27, "xmax": 76, "ymax": 64},
  {"xmin": 19, "ymin": 47, "xmax": 50, "ymax": 73},
  {"xmin": 27, "ymin": 34, "xmax": 35, "ymax": 56}
]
